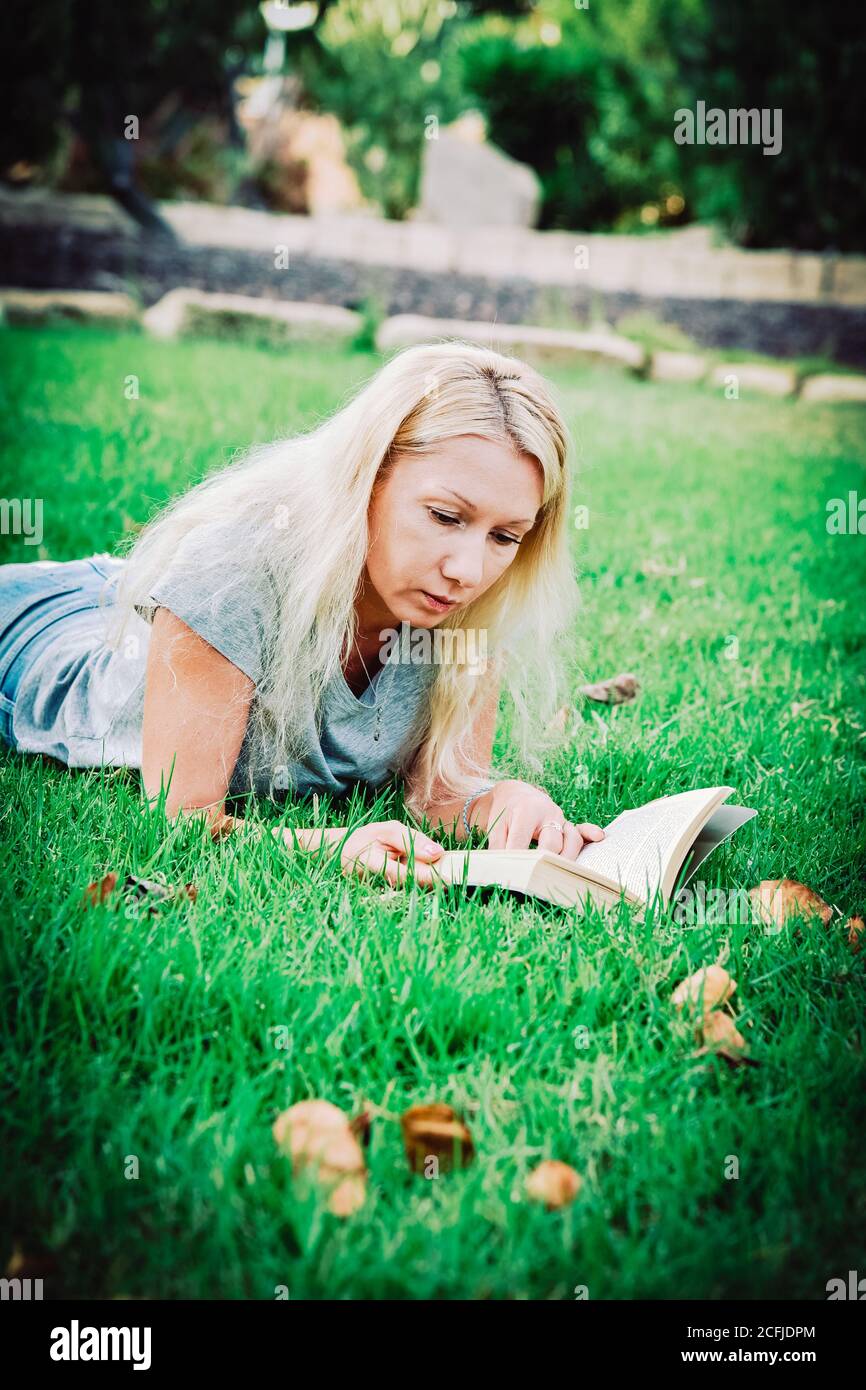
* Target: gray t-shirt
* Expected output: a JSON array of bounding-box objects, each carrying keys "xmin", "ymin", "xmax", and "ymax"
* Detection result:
[{"xmin": 11, "ymin": 528, "xmax": 437, "ymax": 804}]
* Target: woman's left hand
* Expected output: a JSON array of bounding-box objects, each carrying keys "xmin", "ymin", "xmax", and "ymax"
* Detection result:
[{"xmin": 474, "ymin": 779, "xmax": 605, "ymax": 860}]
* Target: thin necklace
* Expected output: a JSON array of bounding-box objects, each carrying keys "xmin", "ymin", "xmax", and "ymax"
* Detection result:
[
  {"xmin": 353, "ymin": 640, "xmax": 377, "ymax": 689},
  {"xmin": 346, "ymin": 633, "xmax": 400, "ymax": 735}
]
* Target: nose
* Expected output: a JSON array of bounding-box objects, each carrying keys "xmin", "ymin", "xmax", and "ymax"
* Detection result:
[{"xmin": 439, "ymin": 530, "xmax": 486, "ymax": 592}]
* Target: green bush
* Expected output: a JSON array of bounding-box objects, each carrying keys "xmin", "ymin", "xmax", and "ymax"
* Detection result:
[
  {"xmin": 661, "ymin": 0, "xmax": 866, "ymax": 250},
  {"xmin": 460, "ymin": 0, "xmax": 865, "ymax": 250},
  {"xmin": 458, "ymin": 2, "xmax": 687, "ymax": 232}
]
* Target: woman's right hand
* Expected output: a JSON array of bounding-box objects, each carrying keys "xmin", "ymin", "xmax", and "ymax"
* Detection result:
[{"xmin": 339, "ymin": 820, "xmax": 444, "ymax": 888}]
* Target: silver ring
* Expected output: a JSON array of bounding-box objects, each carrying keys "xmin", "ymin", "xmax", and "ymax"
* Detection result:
[{"xmin": 540, "ymin": 820, "xmax": 565, "ymax": 835}]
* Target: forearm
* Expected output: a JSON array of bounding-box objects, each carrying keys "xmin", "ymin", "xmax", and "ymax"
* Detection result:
[{"xmin": 419, "ymin": 788, "xmax": 494, "ymax": 842}]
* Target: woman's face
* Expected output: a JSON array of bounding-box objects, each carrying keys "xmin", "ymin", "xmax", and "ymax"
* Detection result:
[{"xmin": 360, "ymin": 434, "xmax": 544, "ymax": 633}]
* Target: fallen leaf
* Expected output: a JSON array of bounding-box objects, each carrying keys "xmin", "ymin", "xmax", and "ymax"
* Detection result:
[
  {"xmin": 83, "ymin": 873, "xmax": 197, "ymax": 911},
  {"xmin": 672, "ymin": 964, "xmax": 737, "ymax": 1014},
  {"xmin": 846, "ymin": 916, "xmax": 864, "ymax": 954},
  {"xmin": 124, "ymin": 875, "xmax": 173, "ymax": 902},
  {"xmin": 83, "ymin": 872, "xmax": 119, "ymax": 905},
  {"xmin": 272, "ymin": 1098, "xmax": 367, "ymax": 1216},
  {"xmin": 579, "ymin": 672, "xmax": 639, "ymax": 705},
  {"xmin": 525, "ymin": 1159, "xmax": 582, "ymax": 1210},
  {"xmin": 694, "ymin": 1010, "xmax": 751, "ymax": 1064},
  {"xmin": 748, "ymin": 879, "xmax": 833, "ymax": 929},
  {"xmin": 401, "ymin": 1102, "xmax": 474, "ymax": 1173},
  {"xmin": 327, "ymin": 1174, "xmax": 368, "ymax": 1217}
]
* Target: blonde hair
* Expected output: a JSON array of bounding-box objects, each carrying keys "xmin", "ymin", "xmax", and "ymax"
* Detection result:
[{"xmin": 109, "ymin": 339, "xmax": 580, "ymax": 821}]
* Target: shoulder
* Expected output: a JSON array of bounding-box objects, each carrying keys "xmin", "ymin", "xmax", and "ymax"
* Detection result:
[{"xmin": 145, "ymin": 521, "xmax": 275, "ymax": 685}]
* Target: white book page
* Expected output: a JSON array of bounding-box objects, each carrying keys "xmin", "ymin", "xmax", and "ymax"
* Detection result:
[{"xmin": 574, "ymin": 788, "xmax": 727, "ymax": 903}]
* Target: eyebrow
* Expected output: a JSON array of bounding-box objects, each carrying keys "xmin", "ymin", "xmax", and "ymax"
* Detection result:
[{"xmin": 437, "ymin": 488, "xmax": 537, "ymax": 528}]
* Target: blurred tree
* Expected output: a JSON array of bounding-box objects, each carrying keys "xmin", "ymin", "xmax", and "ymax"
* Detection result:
[
  {"xmin": 2, "ymin": 0, "xmax": 269, "ymax": 235},
  {"xmin": 6, "ymin": 0, "xmax": 858, "ymax": 249},
  {"xmin": 661, "ymin": 0, "xmax": 866, "ymax": 250},
  {"xmin": 2, "ymin": 0, "xmax": 530, "ymax": 229},
  {"xmin": 462, "ymin": 0, "xmax": 865, "ymax": 249}
]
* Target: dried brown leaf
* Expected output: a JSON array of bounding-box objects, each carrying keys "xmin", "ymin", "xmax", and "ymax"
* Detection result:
[
  {"xmin": 327, "ymin": 1174, "xmax": 367, "ymax": 1218},
  {"xmin": 272, "ymin": 1099, "xmax": 367, "ymax": 1216},
  {"xmin": 579, "ymin": 672, "xmax": 639, "ymax": 705},
  {"xmin": 846, "ymin": 916, "xmax": 864, "ymax": 954},
  {"xmin": 83, "ymin": 873, "xmax": 198, "ymax": 911},
  {"xmin": 672, "ymin": 964, "xmax": 737, "ymax": 1014},
  {"xmin": 694, "ymin": 1010, "xmax": 751, "ymax": 1065},
  {"xmin": 749, "ymin": 879, "xmax": 833, "ymax": 929},
  {"xmin": 124, "ymin": 875, "xmax": 173, "ymax": 902},
  {"xmin": 525, "ymin": 1159, "xmax": 583, "ymax": 1210},
  {"xmin": 401, "ymin": 1103, "xmax": 474, "ymax": 1173},
  {"xmin": 83, "ymin": 872, "xmax": 119, "ymax": 906}
]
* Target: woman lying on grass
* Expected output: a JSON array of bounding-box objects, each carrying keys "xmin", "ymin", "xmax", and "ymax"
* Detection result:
[{"xmin": 0, "ymin": 340, "xmax": 604, "ymax": 885}]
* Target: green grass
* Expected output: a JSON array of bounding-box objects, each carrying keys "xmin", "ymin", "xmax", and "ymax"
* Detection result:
[{"xmin": 1, "ymin": 324, "xmax": 864, "ymax": 1300}]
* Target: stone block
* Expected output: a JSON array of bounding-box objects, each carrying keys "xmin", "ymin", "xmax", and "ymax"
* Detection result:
[
  {"xmin": 377, "ymin": 314, "xmax": 646, "ymax": 373},
  {"xmin": 650, "ymin": 351, "xmax": 709, "ymax": 383},
  {"xmin": 142, "ymin": 288, "xmax": 360, "ymax": 344},
  {"xmin": 799, "ymin": 374, "xmax": 866, "ymax": 404},
  {"xmin": 708, "ymin": 361, "xmax": 798, "ymax": 397},
  {"xmin": 0, "ymin": 288, "xmax": 140, "ymax": 327}
]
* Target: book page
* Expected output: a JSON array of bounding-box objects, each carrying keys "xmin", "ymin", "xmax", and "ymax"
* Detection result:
[
  {"xmin": 433, "ymin": 850, "xmax": 538, "ymax": 894},
  {"xmin": 573, "ymin": 788, "xmax": 728, "ymax": 904},
  {"xmin": 676, "ymin": 804, "xmax": 758, "ymax": 890}
]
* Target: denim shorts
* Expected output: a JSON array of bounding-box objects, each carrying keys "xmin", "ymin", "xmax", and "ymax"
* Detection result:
[{"xmin": 0, "ymin": 554, "xmax": 123, "ymax": 749}]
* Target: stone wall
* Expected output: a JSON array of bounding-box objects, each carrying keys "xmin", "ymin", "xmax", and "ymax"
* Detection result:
[{"xmin": 1, "ymin": 190, "xmax": 865, "ymax": 366}]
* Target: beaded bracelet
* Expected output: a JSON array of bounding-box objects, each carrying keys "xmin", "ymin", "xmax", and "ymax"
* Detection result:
[{"xmin": 462, "ymin": 782, "xmax": 495, "ymax": 839}]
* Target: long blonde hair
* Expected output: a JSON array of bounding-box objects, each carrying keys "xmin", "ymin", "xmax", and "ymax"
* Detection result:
[{"xmin": 109, "ymin": 340, "xmax": 580, "ymax": 819}]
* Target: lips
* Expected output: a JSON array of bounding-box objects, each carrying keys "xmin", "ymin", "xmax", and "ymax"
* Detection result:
[{"xmin": 420, "ymin": 590, "xmax": 457, "ymax": 611}]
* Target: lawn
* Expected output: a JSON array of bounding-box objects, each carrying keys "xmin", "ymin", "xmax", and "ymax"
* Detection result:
[{"xmin": 0, "ymin": 323, "xmax": 864, "ymax": 1300}]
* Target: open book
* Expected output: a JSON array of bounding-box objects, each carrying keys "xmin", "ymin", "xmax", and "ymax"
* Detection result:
[{"xmin": 432, "ymin": 786, "xmax": 757, "ymax": 913}]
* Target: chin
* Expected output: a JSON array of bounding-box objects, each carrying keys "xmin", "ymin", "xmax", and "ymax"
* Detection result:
[{"xmin": 398, "ymin": 599, "xmax": 440, "ymax": 628}]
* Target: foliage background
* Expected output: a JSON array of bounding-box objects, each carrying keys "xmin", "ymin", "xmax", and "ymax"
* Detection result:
[{"xmin": 4, "ymin": 0, "xmax": 864, "ymax": 249}]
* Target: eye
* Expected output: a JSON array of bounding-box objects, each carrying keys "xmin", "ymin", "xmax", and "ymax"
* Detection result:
[{"xmin": 429, "ymin": 508, "xmax": 521, "ymax": 548}]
